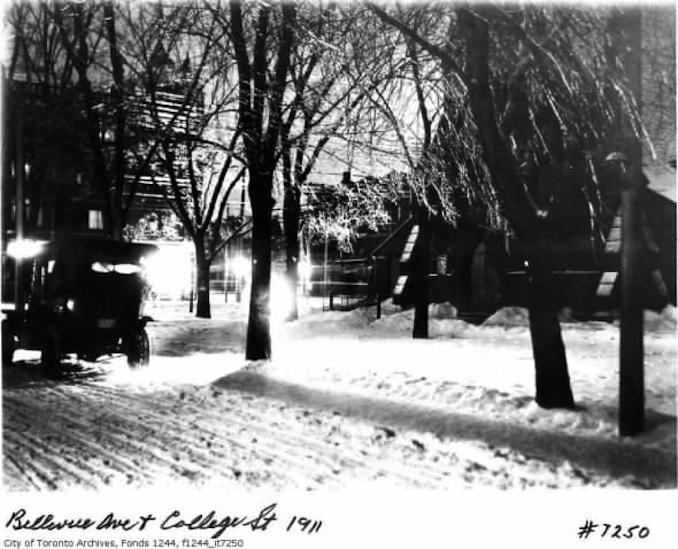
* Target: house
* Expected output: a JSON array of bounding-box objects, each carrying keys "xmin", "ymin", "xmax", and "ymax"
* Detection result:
[
  {"xmin": 594, "ymin": 164, "xmax": 677, "ymax": 309},
  {"xmin": 365, "ymin": 163, "xmax": 676, "ymax": 318},
  {"xmin": 1, "ymin": 76, "xmax": 249, "ymax": 304}
]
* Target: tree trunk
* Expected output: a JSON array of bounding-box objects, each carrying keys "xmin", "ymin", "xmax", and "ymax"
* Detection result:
[
  {"xmin": 460, "ymin": 7, "xmax": 575, "ymax": 409},
  {"xmin": 283, "ymin": 185, "xmax": 301, "ymax": 321},
  {"xmin": 412, "ymin": 207, "xmax": 431, "ymax": 339},
  {"xmin": 453, "ymin": 227, "xmax": 484, "ymax": 311},
  {"xmin": 246, "ymin": 173, "xmax": 274, "ymax": 360},
  {"xmin": 108, "ymin": 208, "xmax": 124, "ymax": 241},
  {"xmin": 611, "ymin": 7, "xmax": 644, "ymax": 436},
  {"xmin": 526, "ymin": 245, "xmax": 575, "ymax": 409},
  {"xmin": 104, "ymin": 2, "xmax": 127, "ymax": 243},
  {"xmin": 194, "ymin": 237, "xmax": 211, "ymax": 319}
]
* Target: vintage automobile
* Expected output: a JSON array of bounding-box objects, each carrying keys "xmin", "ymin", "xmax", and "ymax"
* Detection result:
[{"xmin": 2, "ymin": 238, "xmax": 158, "ymax": 375}]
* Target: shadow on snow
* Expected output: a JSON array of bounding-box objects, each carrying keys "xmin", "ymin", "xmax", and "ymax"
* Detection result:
[{"xmin": 214, "ymin": 369, "xmax": 677, "ymax": 488}]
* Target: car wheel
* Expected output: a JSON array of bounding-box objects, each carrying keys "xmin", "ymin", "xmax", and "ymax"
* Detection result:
[
  {"xmin": 2, "ymin": 321, "xmax": 15, "ymax": 366},
  {"xmin": 41, "ymin": 325, "xmax": 62, "ymax": 377},
  {"xmin": 125, "ymin": 327, "xmax": 150, "ymax": 369}
]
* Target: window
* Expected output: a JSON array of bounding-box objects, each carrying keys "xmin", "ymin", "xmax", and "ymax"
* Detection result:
[{"xmin": 88, "ymin": 209, "xmax": 104, "ymax": 230}]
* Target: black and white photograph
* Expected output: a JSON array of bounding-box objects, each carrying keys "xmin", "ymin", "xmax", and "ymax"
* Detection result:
[{"xmin": 0, "ymin": 0, "xmax": 676, "ymax": 544}]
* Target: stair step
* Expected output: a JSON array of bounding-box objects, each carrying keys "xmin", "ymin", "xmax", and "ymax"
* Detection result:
[
  {"xmin": 393, "ymin": 275, "xmax": 408, "ymax": 296},
  {"xmin": 596, "ymin": 271, "xmax": 618, "ymax": 297},
  {"xmin": 400, "ymin": 225, "xmax": 419, "ymax": 262}
]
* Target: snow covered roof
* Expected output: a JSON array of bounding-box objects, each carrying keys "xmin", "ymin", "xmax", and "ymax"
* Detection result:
[
  {"xmin": 371, "ymin": 217, "xmax": 414, "ymax": 258},
  {"xmin": 644, "ymin": 164, "xmax": 676, "ymax": 203},
  {"xmin": 306, "ymin": 139, "xmax": 411, "ymax": 183}
]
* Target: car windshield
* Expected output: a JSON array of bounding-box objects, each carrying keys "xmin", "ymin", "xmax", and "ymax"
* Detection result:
[{"xmin": 91, "ymin": 261, "xmax": 143, "ymax": 274}]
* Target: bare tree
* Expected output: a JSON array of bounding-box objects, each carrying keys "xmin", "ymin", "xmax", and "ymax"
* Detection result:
[
  {"xmin": 335, "ymin": 5, "xmax": 500, "ymax": 339},
  {"xmin": 49, "ymin": 1, "xmax": 123, "ymax": 238},
  {"xmin": 5, "ymin": 2, "xmax": 86, "ymax": 234},
  {"xmin": 278, "ymin": 3, "xmax": 407, "ymax": 321},
  {"xmin": 115, "ymin": 1, "xmax": 245, "ymax": 318},
  {"xmin": 210, "ymin": 0, "xmax": 296, "ymax": 359},
  {"xmin": 48, "ymin": 0, "xmax": 173, "ymax": 239},
  {"xmin": 369, "ymin": 2, "xmax": 646, "ymax": 409},
  {"xmin": 303, "ymin": 174, "xmax": 395, "ymax": 252}
]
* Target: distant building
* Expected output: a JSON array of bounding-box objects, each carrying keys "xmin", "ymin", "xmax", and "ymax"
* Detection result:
[{"xmin": 1, "ymin": 75, "xmax": 249, "ymax": 302}]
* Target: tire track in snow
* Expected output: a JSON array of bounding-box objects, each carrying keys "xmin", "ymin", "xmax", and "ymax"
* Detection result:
[
  {"xmin": 3, "ymin": 430, "xmax": 99, "ymax": 489},
  {"xmin": 49, "ymin": 383, "xmax": 339, "ymax": 486},
  {"xmin": 5, "ymin": 378, "xmax": 452, "ymax": 489},
  {"xmin": 91, "ymin": 384, "xmax": 426, "ymax": 488},
  {"xmin": 214, "ymin": 370, "xmax": 676, "ymax": 487},
  {"xmin": 5, "ymin": 402, "xmax": 160, "ymax": 485},
  {"xmin": 3, "ymin": 452, "xmax": 43, "ymax": 490},
  {"xmin": 212, "ymin": 403, "xmax": 453, "ymax": 487},
  {"xmin": 42, "ymin": 382, "xmax": 429, "ymax": 487},
  {"xmin": 4, "ymin": 389, "xmax": 237, "ymax": 485},
  {"xmin": 151, "ymin": 384, "xmax": 451, "ymax": 487},
  {"xmin": 169, "ymin": 385, "xmax": 512, "ymax": 489},
  {"xmin": 6, "ymin": 383, "xmax": 342, "ymax": 489},
  {"xmin": 5, "ymin": 362, "xmax": 662, "ymax": 490}
]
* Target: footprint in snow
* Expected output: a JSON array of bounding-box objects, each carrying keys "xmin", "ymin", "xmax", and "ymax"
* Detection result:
[{"xmin": 371, "ymin": 426, "xmax": 396, "ymax": 444}]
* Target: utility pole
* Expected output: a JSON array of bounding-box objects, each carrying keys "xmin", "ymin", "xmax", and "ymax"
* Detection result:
[
  {"xmin": 412, "ymin": 206, "xmax": 430, "ymax": 339},
  {"xmin": 617, "ymin": 7, "xmax": 644, "ymax": 437},
  {"xmin": 14, "ymin": 98, "xmax": 25, "ymax": 314}
]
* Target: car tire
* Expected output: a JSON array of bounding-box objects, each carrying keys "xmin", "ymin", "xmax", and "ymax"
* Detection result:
[
  {"xmin": 125, "ymin": 327, "xmax": 150, "ymax": 369},
  {"xmin": 2, "ymin": 321, "xmax": 15, "ymax": 366},
  {"xmin": 41, "ymin": 325, "xmax": 62, "ymax": 377}
]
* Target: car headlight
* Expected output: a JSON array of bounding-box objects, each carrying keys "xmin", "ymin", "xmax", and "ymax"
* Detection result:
[{"xmin": 53, "ymin": 298, "xmax": 75, "ymax": 313}]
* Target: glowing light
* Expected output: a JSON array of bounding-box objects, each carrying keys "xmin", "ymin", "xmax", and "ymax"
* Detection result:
[
  {"xmin": 114, "ymin": 264, "xmax": 143, "ymax": 275},
  {"xmin": 299, "ymin": 257, "xmax": 311, "ymax": 283},
  {"xmin": 142, "ymin": 242, "xmax": 193, "ymax": 299},
  {"xmin": 92, "ymin": 261, "xmax": 142, "ymax": 274},
  {"xmin": 270, "ymin": 273, "xmax": 293, "ymax": 324},
  {"xmin": 7, "ymin": 239, "xmax": 45, "ymax": 259},
  {"xmin": 231, "ymin": 256, "xmax": 250, "ymax": 278}
]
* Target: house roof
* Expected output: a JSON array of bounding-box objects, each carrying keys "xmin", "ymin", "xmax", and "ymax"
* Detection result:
[
  {"xmin": 644, "ymin": 164, "xmax": 676, "ymax": 203},
  {"xmin": 371, "ymin": 216, "xmax": 414, "ymax": 257}
]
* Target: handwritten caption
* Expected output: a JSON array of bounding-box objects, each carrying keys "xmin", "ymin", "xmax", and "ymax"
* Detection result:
[
  {"xmin": 577, "ymin": 520, "xmax": 650, "ymax": 540},
  {"xmin": 4, "ymin": 506, "xmax": 322, "ymax": 541}
]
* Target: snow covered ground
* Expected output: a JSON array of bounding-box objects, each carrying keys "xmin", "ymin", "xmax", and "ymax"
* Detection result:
[{"xmin": 2, "ymin": 296, "xmax": 676, "ymax": 491}]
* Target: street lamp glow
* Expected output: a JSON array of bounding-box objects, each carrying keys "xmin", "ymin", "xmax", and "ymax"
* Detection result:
[
  {"xmin": 299, "ymin": 257, "xmax": 311, "ymax": 283},
  {"xmin": 6, "ymin": 239, "xmax": 45, "ymax": 259},
  {"xmin": 271, "ymin": 272, "xmax": 293, "ymax": 324},
  {"xmin": 231, "ymin": 256, "xmax": 250, "ymax": 278},
  {"xmin": 141, "ymin": 242, "xmax": 193, "ymax": 298}
]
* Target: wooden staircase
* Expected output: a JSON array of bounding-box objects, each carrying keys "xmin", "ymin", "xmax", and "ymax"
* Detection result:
[
  {"xmin": 595, "ymin": 209, "xmax": 668, "ymax": 304},
  {"xmin": 392, "ymin": 224, "xmax": 419, "ymax": 305}
]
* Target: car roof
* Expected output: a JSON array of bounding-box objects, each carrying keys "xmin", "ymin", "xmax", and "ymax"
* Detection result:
[{"xmin": 45, "ymin": 238, "xmax": 158, "ymax": 263}]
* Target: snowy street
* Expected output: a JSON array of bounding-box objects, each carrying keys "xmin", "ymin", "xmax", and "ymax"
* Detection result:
[{"xmin": 3, "ymin": 299, "xmax": 676, "ymax": 490}]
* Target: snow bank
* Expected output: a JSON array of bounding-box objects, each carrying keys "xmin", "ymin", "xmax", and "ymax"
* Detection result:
[
  {"xmin": 645, "ymin": 305, "xmax": 677, "ymax": 333},
  {"xmin": 483, "ymin": 307, "xmax": 530, "ymax": 328},
  {"xmin": 284, "ymin": 301, "xmax": 470, "ymax": 340},
  {"xmin": 378, "ymin": 298, "xmax": 401, "ymax": 316},
  {"xmin": 370, "ymin": 309, "xmax": 414, "ymax": 335},
  {"xmin": 429, "ymin": 302, "xmax": 458, "ymax": 319},
  {"xmin": 482, "ymin": 305, "xmax": 678, "ymax": 333},
  {"xmin": 4, "ymin": 297, "xmax": 675, "ymax": 490},
  {"xmin": 284, "ymin": 307, "xmax": 375, "ymax": 338}
]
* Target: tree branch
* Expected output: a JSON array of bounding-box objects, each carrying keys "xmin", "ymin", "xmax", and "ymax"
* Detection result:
[{"xmin": 365, "ymin": 1, "xmax": 467, "ymax": 86}]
